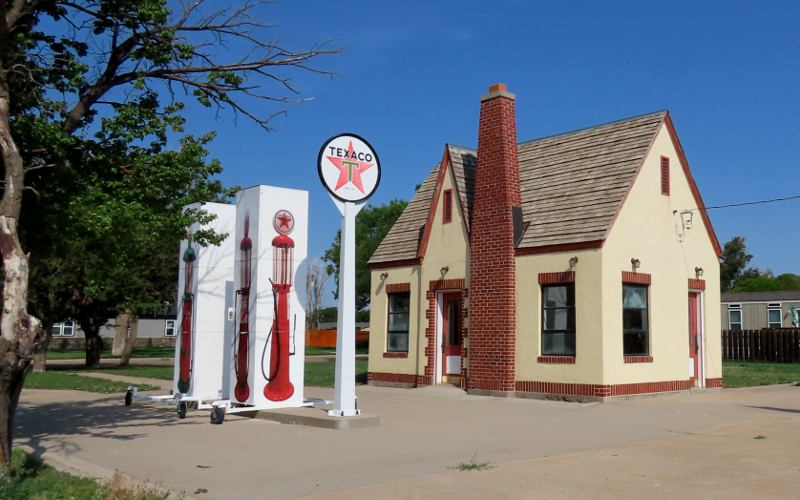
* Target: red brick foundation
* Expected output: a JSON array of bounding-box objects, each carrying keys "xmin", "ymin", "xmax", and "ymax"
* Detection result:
[
  {"xmin": 705, "ymin": 377, "xmax": 723, "ymax": 388},
  {"xmin": 516, "ymin": 379, "xmax": 693, "ymax": 398},
  {"xmin": 367, "ymin": 372, "xmax": 430, "ymax": 386}
]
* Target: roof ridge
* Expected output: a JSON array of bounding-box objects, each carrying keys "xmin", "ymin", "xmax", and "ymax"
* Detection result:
[
  {"xmin": 444, "ymin": 110, "xmax": 667, "ymax": 153},
  {"xmin": 519, "ymin": 110, "xmax": 667, "ymax": 147}
]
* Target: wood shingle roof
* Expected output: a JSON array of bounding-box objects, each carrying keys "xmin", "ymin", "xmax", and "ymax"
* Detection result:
[{"xmin": 369, "ymin": 111, "xmax": 667, "ymax": 265}]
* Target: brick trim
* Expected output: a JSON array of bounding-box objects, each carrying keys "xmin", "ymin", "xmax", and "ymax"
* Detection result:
[
  {"xmin": 622, "ymin": 271, "xmax": 651, "ymax": 285},
  {"xmin": 688, "ymin": 278, "xmax": 705, "ymax": 290},
  {"xmin": 660, "ymin": 156, "xmax": 670, "ymax": 195},
  {"xmin": 386, "ymin": 282, "xmax": 411, "ymax": 294},
  {"xmin": 382, "ymin": 352, "xmax": 408, "ymax": 358},
  {"xmin": 537, "ymin": 356, "xmax": 576, "ymax": 364},
  {"xmin": 538, "ymin": 271, "xmax": 575, "ymax": 285},
  {"xmin": 624, "ymin": 355, "xmax": 653, "ymax": 363},
  {"xmin": 705, "ymin": 378, "xmax": 723, "ymax": 388},
  {"xmin": 516, "ymin": 379, "xmax": 691, "ymax": 398},
  {"xmin": 368, "ymin": 372, "xmax": 430, "ymax": 385},
  {"xmin": 425, "ymin": 279, "xmax": 468, "ymax": 385},
  {"xmin": 429, "ymin": 278, "xmax": 465, "ymax": 292}
]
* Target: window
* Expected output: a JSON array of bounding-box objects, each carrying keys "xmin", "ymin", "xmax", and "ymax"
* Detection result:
[
  {"xmin": 387, "ymin": 292, "xmax": 410, "ymax": 352},
  {"xmin": 164, "ymin": 319, "xmax": 177, "ymax": 337},
  {"xmin": 660, "ymin": 156, "xmax": 670, "ymax": 195},
  {"xmin": 51, "ymin": 321, "xmax": 75, "ymax": 337},
  {"xmin": 623, "ymin": 285, "xmax": 649, "ymax": 355},
  {"xmin": 442, "ymin": 189, "xmax": 453, "ymax": 224},
  {"xmin": 728, "ymin": 304, "xmax": 742, "ymax": 331},
  {"xmin": 541, "ymin": 284, "xmax": 575, "ymax": 356},
  {"xmin": 767, "ymin": 303, "xmax": 782, "ymax": 328}
]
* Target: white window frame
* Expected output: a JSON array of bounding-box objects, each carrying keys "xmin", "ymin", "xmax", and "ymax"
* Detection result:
[
  {"xmin": 727, "ymin": 304, "xmax": 742, "ymax": 331},
  {"xmin": 51, "ymin": 320, "xmax": 76, "ymax": 337},
  {"xmin": 164, "ymin": 319, "xmax": 177, "ymax": 337},
  {"xmin": 767, "ymin": 303, "xmax": 782, "ymax": 329}
]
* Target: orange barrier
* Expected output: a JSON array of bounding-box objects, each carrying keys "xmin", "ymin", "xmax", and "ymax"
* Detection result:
[{"xmin": 307, "ymin": 328, "xmax": 368, "ymax": 348}]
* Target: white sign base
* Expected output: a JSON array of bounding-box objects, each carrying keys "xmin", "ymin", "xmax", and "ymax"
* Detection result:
[{"xmin": 328, "ymin": 197, "xmax": 365, "ymax": 417}]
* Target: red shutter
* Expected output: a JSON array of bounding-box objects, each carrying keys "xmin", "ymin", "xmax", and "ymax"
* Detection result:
[
  {"xmin": 660, "ymin": 156, "xmax": 670, "ymax": 195},
  {"xmin": 442, "ymin": 189, "xmax": 452, "ymax": 223}
]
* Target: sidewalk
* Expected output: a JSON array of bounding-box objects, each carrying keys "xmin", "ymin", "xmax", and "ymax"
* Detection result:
[{"xmin": 15, "ymin": 383, "xmax": 800, "ymax": 499}]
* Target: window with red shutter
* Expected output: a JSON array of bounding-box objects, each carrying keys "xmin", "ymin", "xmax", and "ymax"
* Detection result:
[
  {"xmin": 660, "ymin": 156, "xmax": 670, "ymax": 195},
  {"xmin": 442, "ymin": 189, "xmax": 452, "ymax": 223}
]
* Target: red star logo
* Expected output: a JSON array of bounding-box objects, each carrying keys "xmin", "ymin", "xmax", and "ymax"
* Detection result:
[
  {"xmin": 326, "ymin": 141, "xmax": 374, "ymax": 193},
  {"xmin": 273, "ymin": 210, "xmax": 294, "ymax": 234}
]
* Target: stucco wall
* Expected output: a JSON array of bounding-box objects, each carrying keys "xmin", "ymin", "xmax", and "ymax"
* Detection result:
[
  {"xmin": 602, "ymin": 123, "xmax": 722, "ymax": 385},
  {"xmin": 368, "ymin": 160, "xmax": 470, "ymax": 378},
  {"xmin": 515, "ymin": 249, "xmax": 603, "ymax": 384}
]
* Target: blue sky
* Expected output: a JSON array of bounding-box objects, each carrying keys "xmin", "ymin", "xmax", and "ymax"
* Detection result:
[{"xmin": 178, "ymin": 1, "xmax": 799, "ymax": 296}]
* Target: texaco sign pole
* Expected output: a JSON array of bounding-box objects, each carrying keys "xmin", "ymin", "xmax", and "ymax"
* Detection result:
[{"xmin": 318, "ymin": 133, "xmax": 381, "ymax": 417}]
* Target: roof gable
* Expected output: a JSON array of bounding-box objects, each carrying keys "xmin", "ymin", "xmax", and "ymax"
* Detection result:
[{"xmin": 369, "ymin": 110, "xmax": 720, "ymax": 266}]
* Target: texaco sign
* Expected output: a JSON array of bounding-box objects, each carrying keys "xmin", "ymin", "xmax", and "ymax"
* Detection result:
[{"xmin": 317, "ymin": 133, "xmax": 381, "ymax": 202}]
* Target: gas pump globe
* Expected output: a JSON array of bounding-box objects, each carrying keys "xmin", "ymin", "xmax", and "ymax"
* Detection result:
[{"xmin": 264, "ymin": 210, "xmax": 296, "ymax": 401}]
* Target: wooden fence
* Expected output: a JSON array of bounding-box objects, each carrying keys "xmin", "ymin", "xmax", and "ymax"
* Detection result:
[{"xmin": 722, "ymin": 329, "xmax": 800, "ymax": 362}]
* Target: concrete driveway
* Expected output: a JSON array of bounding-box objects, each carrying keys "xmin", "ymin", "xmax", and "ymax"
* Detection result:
[{"xmin": 15, "ymin": 383, "xmax": 800, "ymax": 499}]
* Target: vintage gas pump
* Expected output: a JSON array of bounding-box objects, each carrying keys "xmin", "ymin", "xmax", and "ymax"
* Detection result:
[
  {"xmin": 264, "ymin": 210, "xmax": 295, "ymax": 401},
  {"xmin": 234, "ymin": 215, "xmax": 253, "ymax": 402},
  {"xmin": 177, "ymin": 242, "xmax": 196, "ymax": 394}
]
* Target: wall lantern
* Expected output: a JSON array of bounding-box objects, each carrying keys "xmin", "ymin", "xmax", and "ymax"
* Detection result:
[
  {"xmin": 568, "ymin": 256, "xmax": 579, "ymax": 270},
  {"xmin": 631, "ymin": 258, "xmax": 641, "ymax": 271},
  {"xmin": 379, "ymin": 272, "xmax": 389, "ymax": 281},
  {"xmin": 440, "ymin": 266, "xmax": 449, "ymax": 277},
  {"xmin": 695, "ymin": 266, "xmax": 704, "ymax": 278}
]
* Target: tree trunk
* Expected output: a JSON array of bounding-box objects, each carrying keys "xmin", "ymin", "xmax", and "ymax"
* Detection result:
[
  {"xmin": 32, "ymin": 351, "xmax": 46, "ymax": 373},
  {"xmin": 119, "ymin": 316, "xmax": 138, "ymax": 366},
  {"xmin": 84, "ymin": 330, "xmax": 103, "ymax": 367},
  {"xmin": 0, "ymin": 357, "xmax": 27, "ymax": 469},
  {"xmin": 0, "ymin": 68, "xmax": 44, "ymax": 467},
  {"xmin": 112, "ymin": 311, "xmax": 129, "ymax": 356}
]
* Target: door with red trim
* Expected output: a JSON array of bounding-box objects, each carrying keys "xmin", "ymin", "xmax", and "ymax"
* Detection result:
[
  {"xmin": 441, "ymin": 293, "xmax": 462, "ymax": 379},
  {"xmin": 688, "ymin": 292, "xmax": 700, "ymax": 385}
]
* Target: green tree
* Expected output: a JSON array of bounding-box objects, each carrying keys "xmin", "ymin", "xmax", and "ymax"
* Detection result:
[
  {"xmin": 323, "ymin": 199, "xmax": 408, "ymax": 312},
  {"xmin": 720, "ymin": 236, "xmax": 755, "ymax": 291},
  {"xmin": 731, "ymin": 273, "xmax": 800, "ymax": 293},
  {"xmin": 0, "ymin": 0, "xmax": 338, "ymax": 467}
]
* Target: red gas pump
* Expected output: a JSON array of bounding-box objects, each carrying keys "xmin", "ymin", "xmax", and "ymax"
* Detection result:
[
  {"xmin": 234, "ymin": 214, "xmax": 253, "ymax": 402},
  {"xmin": 264, "ymin": 210, "xmax": 295, "ymax": 401},
  {"xmin": 177, "ymin": 242, "xmax": 196, "ymax": 394}
]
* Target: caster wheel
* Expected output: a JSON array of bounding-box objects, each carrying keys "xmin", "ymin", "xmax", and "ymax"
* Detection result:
[
  {"xmin": 177, "ymin": 401, "xmax": 187, "ymax": 419},
  {"xmin": 210, "ymin": 406, "xmax": 225, "ymax": 425},
  {"xmin": 124, "ymin": 390, "xmax": 133, "ymax": 406}
]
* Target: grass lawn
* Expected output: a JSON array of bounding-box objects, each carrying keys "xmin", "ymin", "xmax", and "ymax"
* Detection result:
[
  {"xmin": 24, "ymin": 372, "xmax": 156, "ymax": 393},
  {"xmin": 0, "ymin": 449, "xmax": 166, "ymax": 499},
  {"xmin": 46, "ymin": 345, "xmax": 175, "ymax": 360},
  {"xmin": 722, "ymin": 361, "xmax": 800, "ymax": 388},
  {"xmin": 305, "ymin": 359, "xmax": 368, "ymax": 387}
]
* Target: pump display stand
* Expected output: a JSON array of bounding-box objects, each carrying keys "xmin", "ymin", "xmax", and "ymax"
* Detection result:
[
  {"xmin": 121, "ymin": 202, "xmax": 236, "ymax": 419},
  {"xmin": 214, "ymin": 185, "xmax": 310, "ymax": 424},
  {"xmin": 124, "ymin": 386, "xmax": 225, "ymax": 419}
]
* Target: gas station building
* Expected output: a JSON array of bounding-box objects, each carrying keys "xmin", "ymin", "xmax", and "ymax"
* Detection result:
[{"xmin": 367, "ymin": 84, "xmax": 722, "ymax": 400}]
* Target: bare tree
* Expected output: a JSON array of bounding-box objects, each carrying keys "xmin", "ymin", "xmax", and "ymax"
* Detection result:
[
  {"xmin": 0, "ymin": 0, "xmax": 339, "ymax": 466},
  {"xmin": 305, "ymin": 259, "xmax": 329, "ymax": 329}
]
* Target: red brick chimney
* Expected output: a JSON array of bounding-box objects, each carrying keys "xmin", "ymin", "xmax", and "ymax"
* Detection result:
[{"xmin": 467, "ymin": 83, "xmax": 521, "ymax": 394}]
